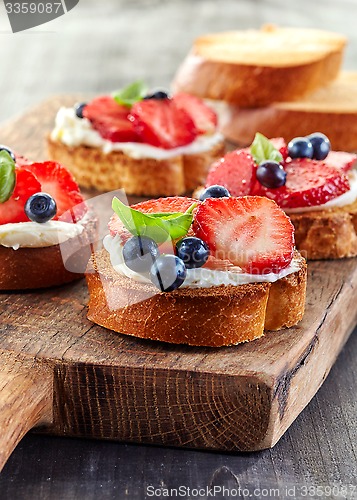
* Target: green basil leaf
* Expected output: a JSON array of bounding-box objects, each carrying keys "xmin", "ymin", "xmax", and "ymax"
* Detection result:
[
  {"xmin": 113, "ymin": 81, "xmax": 148, "ymax": 108},
  {"xmin": 0, "ymin": 150, "xmax": 16, "ymax": 204},
  {"xmin": 112, "ymin": 197, "xmax": 197, "ymax": 242},
  {"xmin": 250, "ymin": 132, "xmax": 283, "ymax": 165}
]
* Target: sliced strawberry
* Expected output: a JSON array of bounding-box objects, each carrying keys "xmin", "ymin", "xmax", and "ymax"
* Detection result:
[
  {"xmin": 0, "ymin": 169, "xmax": 41, "ymax": 224},
  {"xmin": 109, "ymin": 196, "xmax": 198, "ymax": 242},
  {"xmin": 173, "ymin": 93, "xmax": 217, "ymax": 134},
  {"xmin": 15, "ymin": 154, "xmax": 31, "ymax": 168},
  {"xmin": 130, "ymin": 99, "xmax": 197, "ymax": 149},
  {"xmin": 254, "ymin": 158, "xmax": 351, "ymax": 209},
  {"xmin": 25, "ymin": 161, "xmax": 86, "ymax": 222},
  {"xmin": 84, "ymin": 96, "xmax": 139, "ymax": 143},
  {"xmin": 324, "ymin": 151, "xmax": 357, "ymax": 172},
  {"xmin": 206, "ymin": 150, "xmax": 256, "ymax": 197},
  {"xmin": 193, "ymin": 196, "xmax": 294, "ymax": 274}
]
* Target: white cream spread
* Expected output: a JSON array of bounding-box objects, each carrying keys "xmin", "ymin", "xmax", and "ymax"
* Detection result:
[
  {"xmin": 103, "ymin": 234, "xmax": 301, "ymax": 289},
  {"xmin": 51, "ymin": 107, "xmax": 223, "ymax": 160},
  {"xmin": 0, "ymin": 219, "xmax": 85, "ymax": 250},
  {"xmin": 285, "ymin": 170, "xmax": 357, "ymax": 214}
]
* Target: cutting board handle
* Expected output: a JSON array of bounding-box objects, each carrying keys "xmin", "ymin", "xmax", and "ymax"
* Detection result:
[{"xmin": 0, "ymin": 353, "xmax": 53, "ymax": 472}]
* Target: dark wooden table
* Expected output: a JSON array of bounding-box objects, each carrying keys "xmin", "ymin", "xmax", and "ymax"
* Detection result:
[{"xmin": 0, "ymin": 0, "xmax": 357, "ymax": 498}]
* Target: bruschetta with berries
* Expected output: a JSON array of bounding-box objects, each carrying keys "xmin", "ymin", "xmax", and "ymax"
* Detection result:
[
  {"xmin": 48, "ymin": 82, "xmax": 225, "ymax": 197},
  {"xmin": 195, "ymin": 133, "xmax": 357, "ymax": 260},
  {"xmin": 0, "ymin": 145, "xmax": 97, "ymax": 290},
  {"xmin": 86, "ymin": 195, "xmax": 306, "ymax": 347}
]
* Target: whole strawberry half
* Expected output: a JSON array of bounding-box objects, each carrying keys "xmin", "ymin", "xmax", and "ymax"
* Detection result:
[
  {"xmin": 109, "ymin": 196, "xmax": 198, "ymax": 244},
  {"xmin": 206, "ymin": 150, "xmax": 256, "ymax": 197},
  {"xmin": 253, "ymin": 158, "xmax": 351, "ymax": 209},
  {"xmin": 130, "ymin": 99, "xmax": 197, "ymax": 149},
  {"xmin": 84, "ymin": 96, "xmax": 139, "ymax": 143},
  {"xmin": 0, "ymin": 169, "xmax": 41, "ymax": 224},
  {"xmin": 173, "ymin": 93, "xmax": 217, "ymax": 134},
  {"xmin": 26, "ymin": 161, "xmax": 86, "ymax": 222},
  {"xmin": 193, "ymin": 196, "xmax": 294, "ymax": 274}
]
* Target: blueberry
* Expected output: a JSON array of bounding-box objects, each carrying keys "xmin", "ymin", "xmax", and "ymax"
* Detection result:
[
  {"xmin": 144, "ymin": 90, "xmax": 170, "ymax": 100},
  {"xmin": 199, "ymin": 185, "xmax": 231, "ymax": 201},
  {"xmin": 307, "ymin": 132, "xmax": 331, "ymax": 161},
  {"xmin": 256, "ymin": 161, "xmax": 287, "ymax": 189},
  {"xmin": 176, "ymin": 237, "xmax": 210, "ymax": 269},
  {"xmin": 122, "ymin": 236, "xmax": 160, "ymax": 273},
  {"xmin": 288, "ymin": 137, "xmax": 314, "ymax": 159},
  {"xmin": 0, "ymin": 145, "xmax": 15, "ymax": 161},
  {"xmin": 24, "ymin": 193, "xmax": 57, "ymax": 223},
  {"xmin": 75, "ymin": 102, "xmax": 87, "ymax": 119},
  {"xmin": 150, "ymin": 254, "xmax": 187, "ymax": 292}
]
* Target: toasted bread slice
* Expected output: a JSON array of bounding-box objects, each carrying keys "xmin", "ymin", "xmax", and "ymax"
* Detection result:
[
  {"xmin": 47, "ymin": 136, "xmax": 225, "ymax": 196},
  {"xmin": 85, "ymin": 249, "xmax": 306, "ymax": 347},
  {"xmin": 0, "ymin": 213, "xmax": 97, "ymax": 290},
  {"xmin": 220, "ymin": 72, "xmax": 357, "ymax": 151},
  {"xmin": 289, "ymin": 199, "xmax": 357, "ymax": 260},
  {"xmin": 173, "ymin": 26, "xmax": 346, "ymax": 108}
]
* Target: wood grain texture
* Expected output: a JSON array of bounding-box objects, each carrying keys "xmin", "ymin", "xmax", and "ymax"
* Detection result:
[
  {"xmin": 0, "ymin": 352, "xmax": 52, "ymax": 472},
  {"xmin": 0, "ymin": 97, "xmax": 357, "ymax": 473}
]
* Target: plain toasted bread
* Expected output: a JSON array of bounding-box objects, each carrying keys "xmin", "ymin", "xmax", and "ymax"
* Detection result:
[
  {"xmin": 0, "ymin": 213, "xmax": 97, "ymax": 290},
  {"xmin": 85, "ymin": 249, "xmax": 307, "ymax": 347},
  {"xmin": 47, "ymin": 136, "xmax": 225, "ymax": 196},
  {"xmin": 220, "ymin": 72, "xmax": 357, "ymax": 151},
  {"xmin": 173, "ymin": 26, "xmax": 346, "ymax": 107}
]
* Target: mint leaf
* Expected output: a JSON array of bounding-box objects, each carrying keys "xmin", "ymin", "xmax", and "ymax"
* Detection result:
[
  {"xmin": 250, "ymin": 132, "xmax": 283, "ymax": 165},
  {"xmin": 0, "ymin": 151, "xmax": 16, "ymax": 204},
  {"xmin": 113, "ymin": 81, "xmax": 148, "ymax": 108},
  {"xmin": 112, "ymin": 198, "xmax": 197, "ymax": 242}
]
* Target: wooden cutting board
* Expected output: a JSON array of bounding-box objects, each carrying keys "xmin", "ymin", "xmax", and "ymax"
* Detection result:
[{"xmin": 0, "ymin": 97, "xmax": 357, "ymax": 472}]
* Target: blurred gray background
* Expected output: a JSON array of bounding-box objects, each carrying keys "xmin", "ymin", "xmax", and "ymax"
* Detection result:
[{"xmin": 0, "ymin": 0, "xmax": 356, "ymax": 123}]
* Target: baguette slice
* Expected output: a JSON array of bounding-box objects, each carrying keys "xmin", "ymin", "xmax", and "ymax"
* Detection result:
[
  {"xmin": 86, "ymin": 249, "xmax": 307, "ymax": 347},
  {"xmin": 220, "ymin": 72, "xmax": 357, "ymax": 151},
  {"xmin": 0, "ymin": 213, "xmax": 97, "ymax": 290},
  {"xmin": 47, "ymin": 136, "xmax": 225, "ymax": 196},
  {"xmin": 173, "ymin": 26, "xmax": 346, "ymax": 108}
]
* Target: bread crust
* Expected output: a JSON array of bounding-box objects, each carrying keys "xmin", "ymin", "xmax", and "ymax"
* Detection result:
[
  {"xmin": 47, "ymin": 137, "xmax": 225, "ymax": 196},
  {"xmin": 219, "ymin": 73, "xmax": 357, "ymax": 151},
  {"xmin": 0, "ymin": 213, "xmax": 97, "ymax": 290},
  {"xmin": 85, "ymin": 249, "xmax": 306, "ymax": 347},
  {"xmin": 289, "ymin": 199, "xmax": 357, "ymax": 260}
]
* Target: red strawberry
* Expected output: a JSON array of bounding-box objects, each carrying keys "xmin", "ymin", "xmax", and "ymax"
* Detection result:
[
  {"xmin": 253, "ymin": 158, "xmax": 350, "ymax": 208},
  {"xmin": 173, "ymin": 93, "xmax": 217, "ymax": 134},
  {"xmin": 130, "ymin": 99, "xmax": 197, "ymax": 149},
  {"xmin": 26, "ymin": 161, "xmax": 86, "ymax": 222},
  {"xmin": 206, "ymin": 150, "xmax": 256, "ymax": 196},
  {"xmin": 193, "ymin": 196, "xmax": 294, "ymax": 274},
  {"xmin": 83, "ymin": 96, "xmax": 139, "ymax": 143},
  {"xmin": 324, "ymin": 151, "xmax": 357, "ymax": 172},
  {"xmin": 0, "ymin": 169, "xmax": 41, "ymax": 224},
  {"xmin": 109, "ymin": 196, "xmax": 198, "ymax": 242}
]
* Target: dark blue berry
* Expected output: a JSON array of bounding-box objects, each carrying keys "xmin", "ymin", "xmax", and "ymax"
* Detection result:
[
  {"xmin": 24, "ymin": 192, "xmax": 57, "ymax": 223},
  {"xmin": 75, "ymin": 103, "xmax": 87, "ymax": 119},
  {"xmin": 0, "ymin": 145, "xmax": 15, "ymax": 161},
  {"xmin": 288, "ymin": 137, "xmax": 313, "ymax": 159},
  {"xmin": 256, "ymin": 161, "xmax": 287, "ymax": 189},
  {"xmin": 199, "ymin": 185, "xmax": 231, "ymax": 201},
  {"xmin": 307, "ymin": 132, "xmax": 331, "ymax": 161},
  {"xmin": 144, "ymin": 90, "xmax": 170, "ymax": 100},
  {"xmin": 150, "ymin": 254, "xmax": 186, "ymax": 292},
  {"xmin": 176, "ymin": 237, "xmax": 210, "ymax": 269},
  {"xmin": 122, "ymin": 236, "xmax": 160, "ymax": 273}
]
